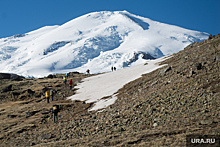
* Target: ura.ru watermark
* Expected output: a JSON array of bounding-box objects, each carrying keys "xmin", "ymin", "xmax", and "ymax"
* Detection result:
[
  {"xmin": 191, "ymin": 138, "xmax": 215, "ymax": 144},
  {"xmin": 186, "ymin": 135, "xmax": 220, "ymax": 147}
]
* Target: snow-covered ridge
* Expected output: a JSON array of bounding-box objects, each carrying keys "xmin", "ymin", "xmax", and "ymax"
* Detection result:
[{"xmin": 0, "ymin": 11, "xmax": 209, "ymax": 77}]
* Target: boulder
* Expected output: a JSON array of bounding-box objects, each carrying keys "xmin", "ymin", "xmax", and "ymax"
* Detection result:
[
  {"xmin": 116, "ymin": 127, "xmax": 125, "ymax": 132},
  {"xmin": 26, "ymin": 111, "xmax": 34, "ymax": 117},
  {"xmin": 159, "ymin": 66, "xmax": 172, "ymax": 75},
  {"xmin": 195, "ymin": 63, "xmax": 202, "ymax": 70},
  {"xmin": 38, "ymin": 134, "xmax": 51, "ymax": 140},
  {"xmin": 200, "ymin": 120, "xmax": 213, "ymax": 125},
  {"xmin": 189, "ymin": 68, "xmax": 195, "ymax": 77},
  {"xmin": 216, "ymin": 55, "xmax": 220, "ymax": 61}
]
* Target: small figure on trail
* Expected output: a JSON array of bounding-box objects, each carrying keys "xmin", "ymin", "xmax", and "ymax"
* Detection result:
[
  {"xmin": 111, "ymin": 66, "xmax": 113, "ymax": 72},
  {"xmin": 86, "ymin": 69, "xmax": 90, "ymax": 75},
  {"xmin": 50, "ymin": 89, "xmax": 54, "ymax": 101},
  {"xmin": 114, "ymin": 67, "xmax": 116, "ymax": 71},
  {"xmin": 63, "ymin": 76, "xmax": 67, "ymax": 85},
  {"xmin": 52, "ymin": 105, "xmax": 60, "ymax": 123},
  {"xmin": 69, "ymin": 79, "xmax": 73, "ymax": 90},
  {"xmin": 45, "ymin": 90, "xmax": 50, "ymax": 103},
  {"xmin": 65, "ymin": 73, "xmax": 68, "ymax": 79}
]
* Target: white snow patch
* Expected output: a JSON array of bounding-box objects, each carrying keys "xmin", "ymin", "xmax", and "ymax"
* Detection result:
[
  {"xmin": 67, "ymin": 56, "xmax": 170, "ymax": 111},
  {"xmin": 89, "ymin": 94, "xmax": 117, "ymax": 111}
]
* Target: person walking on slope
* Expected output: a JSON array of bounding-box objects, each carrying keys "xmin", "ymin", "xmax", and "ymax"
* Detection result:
[
  {"xmin": 69, "ymin": 79, "xmax": 73, "ymax": 90},
  {"xmin": 65, "ymin": 73, "xmax": 68, "ymax": 79},
  {"xmin": 45, "ymin": 90, "xmax": 50, "ymax": 103},
  {"xmin": 50, "ymin": 89, "xmax": 54, "ymax": 101},
  {"xmin": 86, "ymin": 69, "xmax": 90, "ymax": 75},
  {"xmin": 63, "ymin": 76, "xmax": 67, "ymax": 85},
  {"xmin": 52, "ymin": 105, "xmax": 59, "ymax": 123},
  {"xmin": 111, "ymin": 66, "xmax": 113, "ymax": 72},
  {"xmin": 114, "ymin": 67, "xmax": 116, "ymax": 71}
]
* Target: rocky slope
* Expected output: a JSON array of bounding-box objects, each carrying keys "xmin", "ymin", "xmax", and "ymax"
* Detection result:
[{"xmin": 0, "ymin": 34, "xmax": 220, "ymax": 146}]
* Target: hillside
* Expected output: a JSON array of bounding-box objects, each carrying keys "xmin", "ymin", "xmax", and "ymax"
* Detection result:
[
  {"xmin": 0, "ymin": 11, "xmax": 208, "ymax": 77},
  {"xmin": 0, "ymin": 34, "xmax": 219, "ymax": 146}
]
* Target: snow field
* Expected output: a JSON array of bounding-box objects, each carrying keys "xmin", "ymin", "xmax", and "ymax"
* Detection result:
[{"xmin": 67, "ymin": 56, "xmax": 170, "ymax": 111}]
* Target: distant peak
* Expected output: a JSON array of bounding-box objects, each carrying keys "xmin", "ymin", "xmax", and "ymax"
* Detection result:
[
  {"xmin": 86, "ymin": 10, "xmax": 131, "ymax": 16},
  {"xmin": 119, "ymin": 10, "xmax": 130, "ymax": 14}
]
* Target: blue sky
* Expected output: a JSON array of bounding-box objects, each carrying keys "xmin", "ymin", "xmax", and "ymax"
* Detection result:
[{"xmin": 0, "ymin": 0, "xmax": 219, "ymax": 38}]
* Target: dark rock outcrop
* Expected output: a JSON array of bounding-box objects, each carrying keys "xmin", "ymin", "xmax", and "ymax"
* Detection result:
[
  {"xmin": 11, "ymin": 92, "xmax": 20, "ymax": 98},
  {"xmin": 27, "ymin": 89, "xmax": 35, "ymax": 95},
  {"xmin": 1, "ymin": 84, "xmax": 12, "ymax": 93},
  {"xmin": 11, "ymin": 76, "xmax": 23, "ymax": 81},
  {"xmin": 41, "ymin": 87, "xmax": 48, "ymax": 93},
  {"xmin": 47, "ymin": 74, "xmax": 55, "ymax": 79},
  {"xmin": 0, "ymin": 73, "xmax": 11, "ymax": 79},
  {"xmin": 195, "ymin": 63, "xmax": 202, "ymax": 70}
]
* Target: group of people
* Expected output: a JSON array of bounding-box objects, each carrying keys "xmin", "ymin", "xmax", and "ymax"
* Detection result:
[
  {"xmin": 111, "ymin": 66, "xmax": 117, "ymax": 72},
  {"xmin": 45, "ymin": 65, "xmax": 118, "ymax": 123},
  {"xmin": 44, "ymin": 89, "xmax": 59, "ymax": 123},
  {"xmin": 63, "ymin": 74, "xmax": 73, "ymax": 89},
  {"xmin": 86, "ymin": 67, "xmax": 117, "ymax": 74},
  {"xmin": 45, "ymin": 66, "xmax": 118, "ymax": 123},
  {"xmin": 44, "ymin": 73, "xmax": 73, "ymax": 123}
]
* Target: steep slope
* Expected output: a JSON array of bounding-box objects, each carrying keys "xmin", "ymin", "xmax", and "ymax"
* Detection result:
[
  {"xmin": 44, "ymin": 34, "xmax": 219, "ymax": 146},
  {"xmin": 0, "ymin": 11, "xmax": 208, "ymax": 77}
]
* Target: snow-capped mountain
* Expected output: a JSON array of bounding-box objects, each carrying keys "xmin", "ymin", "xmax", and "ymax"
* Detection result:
[{"xmin": 0, "ymin": 11, "xmax": 208, "ymax": 77}]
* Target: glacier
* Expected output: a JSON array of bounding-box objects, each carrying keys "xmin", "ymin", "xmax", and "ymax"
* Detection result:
[{"xmin": 0, "ymin": 10, "xmax": 209, "ymax": 77}]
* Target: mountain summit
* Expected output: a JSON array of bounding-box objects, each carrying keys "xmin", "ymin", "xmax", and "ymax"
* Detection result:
[{"xmin": 0, "ymin": 11, "xmax": 208, "ymax": 77}]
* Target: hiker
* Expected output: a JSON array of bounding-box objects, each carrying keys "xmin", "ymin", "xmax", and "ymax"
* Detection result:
[
  {"xmin": 65, "ymin": 73, "xmax": 68, "ymax": 79},
  {"xmin": 52, "ymin": 105, "xmax": 59, "ymax": 123},
  {"xmin": 86, "ymin": 69, "xmax": 90, "ymax": 75},
  {"xmin": 111, "ymin": 66, "xmax": 113, "ymax": 72},
  {"xmin": 114, "ymin": 67, "xmax": 116, "ymax": 71},
  {"xmin": 63, "ymin": 76, "xmax": 67, "ymax": 85},
  {"xmin": 45, "ymin": 90, "xmax": 50, "ymax": 103},
  {"xmin": 69, "ymin": 79, "xmax": 73, "ymax": 90},
  {"xmin": 50, "ymin": 89, "xmax": 54, "ymax": 101}
]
